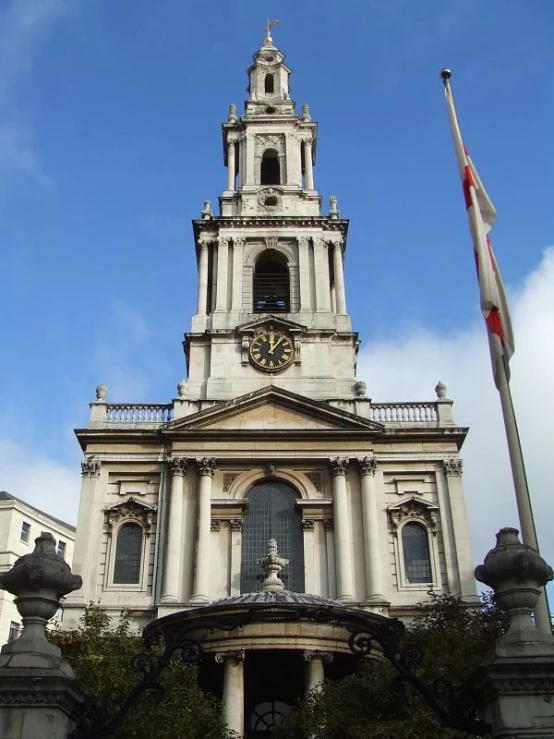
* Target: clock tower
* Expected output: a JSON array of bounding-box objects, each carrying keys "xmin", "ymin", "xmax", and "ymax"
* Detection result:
[{"xmin": 185, "ymin": 40, "xmax": 356, "ymax": 403}]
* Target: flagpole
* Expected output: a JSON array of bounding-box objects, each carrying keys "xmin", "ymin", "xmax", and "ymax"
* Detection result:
[
  {"xmin": 494, "ymin": 353, "xmax": 552, "ymax": 633},
  {"xmin": 441, "ymin": 69, "xmax": 551, "ymax": 634}
]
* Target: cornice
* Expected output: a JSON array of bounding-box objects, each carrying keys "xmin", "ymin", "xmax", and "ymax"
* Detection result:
[{"xmin": 193, "ymin": 216, "xmax": 349, "ymax": 238}]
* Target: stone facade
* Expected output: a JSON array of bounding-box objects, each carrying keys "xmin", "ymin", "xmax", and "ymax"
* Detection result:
[{"xmin": 64, "ymin": 39, "xmax": 477, "ymax": 736}]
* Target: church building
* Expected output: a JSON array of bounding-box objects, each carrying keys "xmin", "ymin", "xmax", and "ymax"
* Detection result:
[{"xmin": 65, "ymin": 31, "xmax": 476, "ymax": 738}]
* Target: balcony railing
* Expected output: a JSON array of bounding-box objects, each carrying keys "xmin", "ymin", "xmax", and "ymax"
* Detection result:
[{"xmin": 369, "ymin": 402, "xmax": 438, "ymax": 424}]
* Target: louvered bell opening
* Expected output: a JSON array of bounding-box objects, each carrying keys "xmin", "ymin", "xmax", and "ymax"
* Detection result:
[{"xmin": 253, "ymin": 260, "xmax": 290, "ymax": 312}]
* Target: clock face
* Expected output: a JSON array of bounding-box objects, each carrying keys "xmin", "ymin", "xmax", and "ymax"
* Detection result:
[{"xmin": 249, "ymin": 330, "xmax": 294, "ymax": 372}]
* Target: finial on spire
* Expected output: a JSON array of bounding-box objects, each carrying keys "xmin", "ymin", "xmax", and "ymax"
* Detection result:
[{"xmin": 264, "ymin": 18, "xmax": 279, "ymax": 47}]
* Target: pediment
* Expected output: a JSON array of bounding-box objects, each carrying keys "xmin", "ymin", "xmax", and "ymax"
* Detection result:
[
  {"xmin": 164, "ymin": 386, "xmax": 383, "ymax": 433},
  {"xmin": 236, "ymin": 315, "xmax": 307, "ymax": 335}
]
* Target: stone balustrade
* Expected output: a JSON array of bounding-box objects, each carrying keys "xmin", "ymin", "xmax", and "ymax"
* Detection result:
[
  {"xmin": 103, "ymin": 403, "xmax": 174, "ymax": 426},
  {"xmin": 369, "ymin": 402, "xmax": 438, "ymax": 423}
]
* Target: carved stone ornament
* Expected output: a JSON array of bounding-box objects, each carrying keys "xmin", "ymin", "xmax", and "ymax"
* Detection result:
[
  {"xmin": 201, "ymin": 201, "xmax": 213, "ymax": 220},
  {"xmin": 198, "ymin": 232, "xmax": 217, "ymax": 247},
  {"xmin": 167, "ymin": 456, "xmax": 188, "ymax": 476},
  {"xmin": 96, "ymin": 384, "xmax": 108, "ymax": 401},
  {"xmin": 258, "ymin": 538, "xmax": 289, "ymax": 593},
  {"xmin": 354, "ymin": 380, "xmax": 367, "ymax": 398},
  {"xmin": 264, "ymin": 236, "xmax": 279, "ymax": 249},
  {"xmin": 223, "ymin": 473, "xmax": 239, "ymax": 492},
  {"xmin": 228, "ymin": 103, "xmax": 237, "ymax": 122},
  {"xmin": 301, "ymin": 103, "xmax": 311, "ymax": 122},
  {"xmin": 388, "ymin": 498, "xmax": 438, "ymax": 537},
  {"xmin": 255, "ymin": 133, "xmax": 284, "ymax": 154},
  {"xmin": 303, "ymin": 650, "xmax": 334, "ymax": 663},
  {"xmin": 306, "ymin": 472, "xmax": 322, "ymax": 491},
  {"xmin": 230, "ymin": 518, "xmax": 243, "ymax": 532},
  {"xmin": 105, "ymin": 497, "xmax": 157, "ymax": 537},
  {"xmin": 215, "ymin": 650, "xmax": 245, "ymax": 664},
  {"xmin": 301, "ymin": 518, "xmax": 315, "ymax": 531},
  {"xmin": 323, "ymin": 518, "xmax": 334, "ymax": 531},
  {"xmin": 211, "ymin": 519, "xmax": 221, "ymax": 532},
  {"xmin": 443, "ymin": 458, "xmax": 463, "ymax": 476},
  {"xmin": 197, "ymin": 457, "xmax": 216, "ymax": 477},
  {"xmin": 329, "ymin": 457, "xmax": 349, "ymax": 477},
  {"xmin": 81, "ymin": 456, "xmax": 101, "ymax": 478},
  {"xmin": 329, "ymin": 195, "xmax": 340, "ymax": 218},
  {"xmin": 265, "ymin": 461, "xmax": 278, "ymax": 476},
  {"xmin": 177, "ymin": 379, "xmax": 187, "ymax": 397},
  {"xmin": 435, "ymin": 380, "xmax": 447, "ymax": 399},
  {"xmin": 258, "ymin": 188, "xmax": 282, "ymax": 210},
  {"xmin": 233, "ymin": 237, "xmax": 245, "ymax": 249},
  {"xmin": 359, "ymin": 456, "xmax": 377, "ymax": 476}
]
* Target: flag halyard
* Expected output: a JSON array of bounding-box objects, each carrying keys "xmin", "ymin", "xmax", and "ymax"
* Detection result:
[{"xmin": 443, "ymin": 82, "xmax": 514, "ymax": 387}]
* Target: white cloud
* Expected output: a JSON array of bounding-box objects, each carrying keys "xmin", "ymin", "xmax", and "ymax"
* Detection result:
[
  {"xmin": 358, "ymin": 247, "xmax": 554, "ymax": 574},
  {"xmin": 0, "ymin": 439, "xmax": 80, "ymax": 525},
  {"xmin": 0, "ymin": 0, "xmax": 69, "ymax": 183}
]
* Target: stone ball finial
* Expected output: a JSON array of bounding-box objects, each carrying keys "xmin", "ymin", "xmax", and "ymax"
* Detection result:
[
  {"xmin": 177, "ymin": 379, "xmax": 187, "ymax": 397},
  {"xmin": 96, "ymin": 384, "xmax": 108, "ymax": 402},
  {"xmin": 475, "ymin": 527, "xmax": 554, "ymax": 640},
  {"xmin": 435, "ymin": 381, "xmax": 447, "ymax": 399}
]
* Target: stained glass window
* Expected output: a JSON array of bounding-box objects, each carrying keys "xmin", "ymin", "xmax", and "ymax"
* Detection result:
[
  {"xmin": 402, "ymin": 522, "xmax": 432, "ymax": 584},
  {"xmin": 113, "ymin": 523, "xmax": 143, "ymax": 584},
  {"xmin": 240, "ymin": 482, "xmax": 304, "ymax": 593}
]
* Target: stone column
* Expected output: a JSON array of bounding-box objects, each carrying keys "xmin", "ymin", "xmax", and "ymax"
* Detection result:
[
  {"xmin": 227, "ymin": 139, "xmax": 236, "ymax": 191},
  {"xmin": 196, "ymin": 239, "xmax": 209, "ymax": 315},
  {"xmin": 331, "ymin": 239, "xmax": 347, "ymax": 314},
  {"xmin": 303, "ymin": 650, "xmax": 333, "ymax": 698},
  {"xmin": 314, "ymin": 237, "xmax": 331, "ymax": 312},
  {"xmin": 161, "ymin": 456, "xmax": 188, "ymax": 603},
  {"xmin": 215, "ymin": 237, "xmax": 229, "ymax": 311},
  {"xmin": 231, "ymin": 238, "xmax": 245, "ymax": 311},
  {"xmin": 216, "ymin": 650, "xmax": 246, "ymax": 737},
  {"xmin": 359, "ymin": 457, "xmax": 386, "ymax": 604},
  {"xmin": 329, "ymin": 457, "xmax": 354, "ymax": 602},
  {"xmin": 469, "ymin": 528, "xmax": 554, "ymax": 739},
  {"xmin": 0, "ymin": 534, "xmax": 86, "ymax": 739},
  {"xmin": 191, "ymin": 457, "xmax": 216, "ymax": 604},
  {"xmin": 303, "ymin": 139, "xmax": 314, "ymax": 191},
  {"xmin": 324, "ymin": 518, "xmax": 336, "ymax": 599}
]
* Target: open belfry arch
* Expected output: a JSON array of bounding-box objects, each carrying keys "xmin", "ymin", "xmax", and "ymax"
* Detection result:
[{"xmin": 67, "ymin": 28, "xmax": 477, "ymax": 738}]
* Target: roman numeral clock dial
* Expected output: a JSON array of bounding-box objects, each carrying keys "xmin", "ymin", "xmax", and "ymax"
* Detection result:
[{"xmin": 249, "ymin": 330, "xmax": 294, "ymax": 372}]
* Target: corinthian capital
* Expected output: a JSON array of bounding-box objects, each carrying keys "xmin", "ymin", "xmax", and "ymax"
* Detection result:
[
  {"xmin": 167, "ymin": 456, "xmax": 188, "ymax": 476},
  {"xmin": 329, "ymin": 457, "xmax": 349, "ymax": 477},
  {"xmin": 359, "ymin": 456, "xmax": 377, "ymax": 476},
  {"xmin": 81, "ymin": 457, "xmax": 101, "ymax": 478},
  {"xmin": 443, "ymin": 458, "xmax": 463, "ymax": 476},
  {"xmin": 197, "ymin": 457, "xmax": 216, "ymax": 477},
  {"xmin": 215, "ymin": 650, "xmax": 245, "ymax": 664}
]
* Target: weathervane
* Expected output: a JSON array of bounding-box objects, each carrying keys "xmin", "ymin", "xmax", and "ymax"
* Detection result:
[{"xmin": 264, "ymin": 18, "xmax": 279, "ymax": 47}]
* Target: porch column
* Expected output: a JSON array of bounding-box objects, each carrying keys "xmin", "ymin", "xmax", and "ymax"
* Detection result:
[
  {"xmin": 216, "ymin": 650, "xmax": 246, "ymax": 738},
  {"xmin": 359, "ymin": 457, "xmax": 386, "ymax": 604},
  {"xmin": 303, "ymin": 139, "xmax": 314, "ymax": 191},
  {"xmin": 331, "ymin": 238, "xmax": 347, "ymax": 314},
  {"xmin": 161, "ymin": 456, "xmax": 188, "ymax": 602},
  {"xmin": 303, "ymin": 650, "xmax": 333, "ymax": 698},
  {"xmin": 196, "ymin": 239, "xmax": 209, "ymax": 315},
  {"xmin": 191, "ymin": 457, "xmax": 216, "ymax": 604},
  {"xmin": 329, "ymin": 457, "xmax": 354, "ymax": 602}
]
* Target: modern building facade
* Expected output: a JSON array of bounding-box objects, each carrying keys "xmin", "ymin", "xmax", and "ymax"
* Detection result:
[
  {"xmin": 65, "ymin": 36, "xmax": 477, "ymax": 737},
  {"xmin": 0, "ymin": 491, "xmax": 75, "ymax": 645}
]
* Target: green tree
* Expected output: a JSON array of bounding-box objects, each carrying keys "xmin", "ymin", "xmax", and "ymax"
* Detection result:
[
  {"xmin": 275, "ymin": 592, "xmax": 506, "ymax": 739},
  {"xmin": 51, "ymin": 604, "xmax": 233, "ymax": 739}
]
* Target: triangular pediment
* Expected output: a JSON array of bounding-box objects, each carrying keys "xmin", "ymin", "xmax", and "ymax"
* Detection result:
[
  {"xmin": 164, "ymin": 386, "xmax": 383, "ymax": 433},
  {"xmin": 236, "ymin": 315, "xmax": 307, "ymax": 335}
]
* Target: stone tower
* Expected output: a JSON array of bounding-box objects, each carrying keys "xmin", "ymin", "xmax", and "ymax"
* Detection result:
[{"xmin": 187, "ymin": 41, "xmax": 355, "ymax": 402}]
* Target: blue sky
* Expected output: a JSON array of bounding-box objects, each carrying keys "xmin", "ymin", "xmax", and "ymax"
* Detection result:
[{"xmin": 1, "ymin": 0, "xmax": 553, "ymax": 577}]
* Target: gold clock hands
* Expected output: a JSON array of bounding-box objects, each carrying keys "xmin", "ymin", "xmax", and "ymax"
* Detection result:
[
  {"xmin": 271, "ymin": 335, "xmax": 286, "ymax": 353},
  {"xmin": 268, "ymin": 330, "xmax": 275, "ymax": 354}
]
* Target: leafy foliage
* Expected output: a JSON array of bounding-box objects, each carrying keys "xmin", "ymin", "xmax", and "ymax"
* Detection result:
[
  {"xmin": 50, "ymin": 604, "xmax": 233, "ymax": 739},
  {"xmin": 275, "ymin": 592, "xmax": 507, "ymax": 739}
]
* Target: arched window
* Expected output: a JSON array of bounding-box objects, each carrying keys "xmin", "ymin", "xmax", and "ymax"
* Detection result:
[
  {"xmin": 402, "ymin": 523, "xmax": 432, "ymax": 584},
  {"xmin": 260, "ymin": 149, "xmax": 280, "ymax": 185},
  {"xmin": 240, "ymin": 482, "xmax": 304, "ymax": 593},
  {"xmin": 113, "ymin": 523, "xmax": 143, "ymax": 584},
  {"xmin": 253, "ymin": 252, "xmax": 290, "ymax": 312},
  {"xmin": 264, "ymin": 74, "xmax": 274, "ymax": 94}
]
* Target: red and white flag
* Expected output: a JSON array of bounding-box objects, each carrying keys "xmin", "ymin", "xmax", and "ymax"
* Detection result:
[{"xmin": 443, "ymin": 77, "xmax": 515, "ymax": 388}]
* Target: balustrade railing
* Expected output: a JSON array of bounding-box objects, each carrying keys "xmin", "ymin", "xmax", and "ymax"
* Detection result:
[
  {"xmin": 104, "ymin": 404, "xmax": 174, "ymax": 425},
  {"xmin": 369, "ymin": 402, "xmax": 438, "ymax": 423}
]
